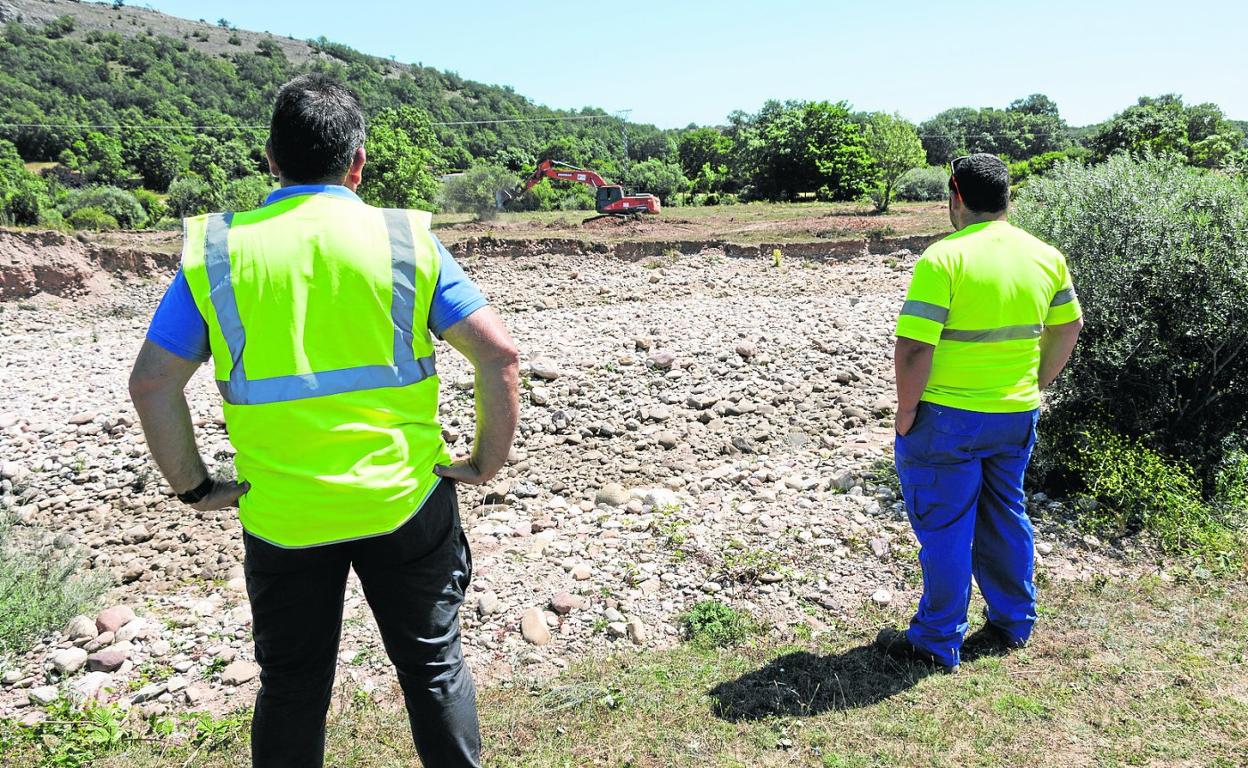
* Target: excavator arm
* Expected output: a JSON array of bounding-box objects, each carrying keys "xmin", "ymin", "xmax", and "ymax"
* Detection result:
[
  {"xmin": 501, "ymin": 159, "xmax": 660, "ymax": 217},
  {"xmin": 515, "ymin": 159, "xmax": 610, "ymax": 194}
]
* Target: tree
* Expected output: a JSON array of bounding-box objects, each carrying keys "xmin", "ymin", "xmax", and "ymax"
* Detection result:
[
  {"xmin": 622, "ymin": 158, "xmax": 688, "ymax": 203},
  {"xmin": 79, "ymin": 132, "xmax": 128, "ymax": 185},
  {"xmin": 1008, "ymin": 93, "xmax": 1060, "ymax": 118},
  {"xmin": 865, "ymin": 113, "xmax": 925, "ymax": 212},
  {"xmin": 729, "ymin": 100, "xmax": 875, "ymax": 201},
  {"xmin": 439, "ymin": 162, "xmax": 517, "ymax": 220},
  {"xmin": 677, "ymin": 128, "xmax": 734, "ymax": 193},
  {"xmin": 919, "ymin": 97, "xmax": 1069, "ymax": 165},
  {"xmin": 0, "ymin": 139, "xmax": 49, "ymax": 225},
  {"xmin": 125, "ymin": 130, "xmax": 186, "ymax": 191},
  {"xmin": 357, "ymin": 105, "xmax": 441, "ymax": 210},
  {"xmin": 1089, "ymin": 95, "xmax": 1248, "ymax": 168}
]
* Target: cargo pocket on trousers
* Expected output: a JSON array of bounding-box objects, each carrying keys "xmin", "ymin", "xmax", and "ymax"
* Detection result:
[{"xmin": 896, "ymin": 464, "xmax": 937, "ymax": 525}]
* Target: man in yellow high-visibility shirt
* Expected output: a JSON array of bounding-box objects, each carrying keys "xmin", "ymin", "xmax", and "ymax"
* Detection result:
[
  {"xmin": 875, "ymin": 153, "xmax": 1083, "ymax": 672},
  {"xmin": 129, "ymin": 75, "xmax": 519, "ymax": 767}
]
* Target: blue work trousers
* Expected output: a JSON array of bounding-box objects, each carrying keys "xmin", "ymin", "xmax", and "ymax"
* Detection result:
[{"xmin": 894, "ymin": 402, "xmax": 1039, "ymax": 667}]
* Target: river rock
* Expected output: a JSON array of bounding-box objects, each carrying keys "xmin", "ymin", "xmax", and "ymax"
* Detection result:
[
  {"xmin": 52, "ymin": 647, "xmax": 88, "ymax": 675},
  {"xmin": 521, "ymin": 608, "xmax": 551, "ymax": 646},
  {"xmin": 220, "ymin": 661, "xmax": 259, "ymax": 686},
  {"xmin": 95, "ymin": 606, "xmax": 136, "ymax": 634}
]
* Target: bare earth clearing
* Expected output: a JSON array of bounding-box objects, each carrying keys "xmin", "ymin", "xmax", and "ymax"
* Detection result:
[{"xmin": 0, "ymin": 221, "xmax": 1155, "ymax": 757}]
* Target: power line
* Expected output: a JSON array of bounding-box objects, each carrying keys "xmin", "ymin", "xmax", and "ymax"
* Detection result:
[{"xmin": 0, "ymin": 114, "xmax": 615, "ymax": 131}]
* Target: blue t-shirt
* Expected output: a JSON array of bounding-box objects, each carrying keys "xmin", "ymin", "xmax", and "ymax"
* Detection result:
[{"xmin": 146, "ymin": 186, "xmax": 487, "ymax": 363}]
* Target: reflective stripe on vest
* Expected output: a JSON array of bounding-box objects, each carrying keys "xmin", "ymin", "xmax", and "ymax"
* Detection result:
[
  {"xmin": 940, "ymin": 324, "xmax": 1043, "ymax": 343},
  {"xmin": 202, "ymin": 209, "xmax": 437, "ymax": 406}
]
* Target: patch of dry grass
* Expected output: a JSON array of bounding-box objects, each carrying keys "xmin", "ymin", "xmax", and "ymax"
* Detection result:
[{"xmin": 14, "ymin": 577, "xmax": 1247, "ymax": 767}]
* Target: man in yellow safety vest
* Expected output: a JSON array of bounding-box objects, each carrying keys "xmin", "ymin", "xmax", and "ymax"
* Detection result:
[
  {"xmin": 875, "ymin": 153, "xmax": 1083, "ymax": 672},
  {"xmin": 129, "ymin": 74, "xmax": 519, "ymax": 767}
]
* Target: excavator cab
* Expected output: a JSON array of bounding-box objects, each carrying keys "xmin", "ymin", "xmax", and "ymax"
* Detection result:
[{"xmin": 595, "ymin": 185, "xmax": 624, "ymax": 212}]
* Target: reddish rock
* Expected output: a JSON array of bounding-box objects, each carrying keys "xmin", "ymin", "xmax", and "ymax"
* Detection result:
[
  {"xmin": 87, "ymin": 649, "xmax": 127, "ymax": 673},
  {"xmin": 95, "ymin": 606, "xmax": 135, "ymax": 634},
  {"xmin": 550, "ymin": 592, "xmax": 588, "ymax": 615}
]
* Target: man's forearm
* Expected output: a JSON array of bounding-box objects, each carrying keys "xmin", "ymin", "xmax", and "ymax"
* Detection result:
[
  {"xmin": 132, "ymin": 389, "xmax": 207, "ymax": 493},
  {"xmin": 1038, "ymin": 321, "xmax": 1082, "ymax": 390},
  {"xmin": 895, "ymin": 340, "xmax": 935, "ymax": 413},
  {"xmin": 469, "ymin": 357, "xmax": 520, "ymax": 478}
]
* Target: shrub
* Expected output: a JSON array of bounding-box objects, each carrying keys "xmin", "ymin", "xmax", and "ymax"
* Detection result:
[
  {"xmin": 505, "ymin": 177, "xmax": 558, "ymax": 212},
  {"xmin": 37, "ymin": 209, "xmax": 68, "ymax": 231},
  {"xmin": 1, "ymin": 139, "xmax": 51, "ymax": 225},
  {"xmin": 132, "ymin": 187, "xmax": 167, "ymax": 222},
  {"xmin": 0, "ymin": 518, "xmax": 109, "ymax": 655},
  {"xmin": 65, "ymin": 206, "xmax": 120, "ymax": 231},
  {"xmin": 556, "ymin": 184, "xmax": 595, "ymax": 212},
  {"xmin": 60, "ymin": 186, "xmax": 147, "ymax": 229},
  {"xmin": 622, "ymin": 157, "xmax": 689, "ymax": 203},
  {"xmin": 439, "ymin": 162, "xmax": 517, "ymax": 220},
  {"xmin": 1008, "ymin": 147, "xmax": 1089, "ymax": 188},
  {"xmin": 1215, "ymin": 451, "xmax": 1248, "ymax": 522},
  {"xmin": 221, "ymin": 175, "xmax": 273, "ymax": 212},
  {"xmin": 894, "ymin": 166, "xmax": 948, "ymax": 201},
  {"xmin": 1075, "ymin": 428, "xmax": 1241, "ymax": 566},
  {"xmin": 680, "ymin": 600, "xmax": 754, "ymax": 647},
  {"xmin": 1014, "ymin": 156, "xmax": 1248, "ymax": 490},
  {"xmin": 166, "ymin": 174, "xmax": 216, "ymax": 218}
]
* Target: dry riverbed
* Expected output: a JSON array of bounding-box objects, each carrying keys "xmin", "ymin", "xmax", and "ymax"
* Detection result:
[{"xmin": 0, "ymin": 244, "xmax": 1122, "ymax": 720}]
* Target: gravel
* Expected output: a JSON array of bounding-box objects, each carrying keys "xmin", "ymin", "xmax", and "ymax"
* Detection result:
[{"xmin": 0, "ymin": 246, "xmax": 1098, "ymax": 718}]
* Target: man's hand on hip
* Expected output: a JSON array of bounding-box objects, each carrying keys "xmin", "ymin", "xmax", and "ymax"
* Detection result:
[
  {"xmin": 895, "ymin": 407, "xmax": 918, "ymax": 437},
  {"xmin": 190, "ymin": 479, "xmax": 251, "ymax": 512},
  {"xmin": 435, "ymin": 457, "xmax": 493, "ymax": 485}
]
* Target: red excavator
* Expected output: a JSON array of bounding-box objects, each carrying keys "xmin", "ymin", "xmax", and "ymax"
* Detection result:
[{"xmin": 500, "ymin": 159, "xmax": 661, "ymax": 220}]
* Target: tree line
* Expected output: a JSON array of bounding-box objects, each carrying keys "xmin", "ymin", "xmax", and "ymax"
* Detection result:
[{"xmin": 1, "ymin": 14, "xmax": 1246, "ymax": 228}]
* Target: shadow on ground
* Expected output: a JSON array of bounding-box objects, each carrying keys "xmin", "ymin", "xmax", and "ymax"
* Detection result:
[{"xmin": 709, "ymin": 644, "xmax": 932, "ymax": 720}]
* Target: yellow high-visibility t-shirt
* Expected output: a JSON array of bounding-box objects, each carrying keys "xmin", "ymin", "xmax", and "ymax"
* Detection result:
[{"xmin": 895, "ymin": 220, "xmax": 1082, "ymax": 413}]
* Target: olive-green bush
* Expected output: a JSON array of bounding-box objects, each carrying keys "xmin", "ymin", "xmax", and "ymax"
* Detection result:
[
  {"xmin": 894, "ymin": 165, "xmax": 948, "ymax": 201},
  {"xmin": 60, "ymin": 186, "xmax": 148, "ymax": 229},
  {"xmin": 1015, "ymin": 156, "xmax": 1248, "ymax": 487},
  {"xmin": 65, "ymin": 206, "xmax": 120, "ymax": 231}
]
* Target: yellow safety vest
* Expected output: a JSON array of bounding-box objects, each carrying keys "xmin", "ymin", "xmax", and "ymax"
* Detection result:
[
  {"xmin": 895, "ymin": 220, "xmax": 1082, "ymax": 413},
  {"xmin": 180, "ymin": 192, "xmax": 449, "ymax": 547}
]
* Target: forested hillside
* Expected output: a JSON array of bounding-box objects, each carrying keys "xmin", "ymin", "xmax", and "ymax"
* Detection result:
[
  {"xmin": 0, "ymin": 0, "xmax": 1245, "ymax": 228},
  {"xmin": 0, "ymin": 0, "xmax": 650, "ymax": 178}
]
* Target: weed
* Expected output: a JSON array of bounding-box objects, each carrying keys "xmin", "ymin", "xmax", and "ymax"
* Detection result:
[
  {"xmin": 0, "ymin": 518, "xmax": 108, "ymax": 655},
  {"xmin": 201, "ymin": 656, "xmax": 228, "ymax": 680},
  {"xmin": 680, "ymin": 600, "xmax": 754, "ymax": 647},
  {"xmin": 1076, "ymin": 427, "xmax": 1243, "ymax": 568},
  {"xmin": 722, "ymin": 545, "xmax": 786, "ymax": 585},
  {"xmin": 0, "ymin": 699, "xmax": 126, "ymax": 767}
]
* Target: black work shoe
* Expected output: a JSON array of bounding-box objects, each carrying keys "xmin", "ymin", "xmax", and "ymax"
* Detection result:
[
  {"xmin": 873, "ymin": 627, "xmax": 959, "ymax": 673},
  {"xmin": 964, "ymin": 610, "xmax": 1028, "ymax": 657}
]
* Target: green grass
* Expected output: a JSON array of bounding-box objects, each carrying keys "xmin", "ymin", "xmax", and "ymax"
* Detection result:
[
  {"xmin": 0, "ymin": 517, "xmax": 109, "ymax": 656},
  {"xmin": 7, "ymin": 577, "xmax": 1246, "ymax": 767}
]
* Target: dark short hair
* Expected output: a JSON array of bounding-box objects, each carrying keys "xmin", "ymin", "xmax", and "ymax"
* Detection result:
[
  {"xmin": 268, "ymin": 74, "xmax": 366, "ymax": 184},
  {"xmin": 950, "ymin": 153, "xmax": 1010, "ymax": 212}
]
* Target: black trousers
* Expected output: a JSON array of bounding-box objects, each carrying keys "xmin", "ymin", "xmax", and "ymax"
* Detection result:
[{"xmin": 243, "ymin": 480, "xmax": 481, "ymax": 768}]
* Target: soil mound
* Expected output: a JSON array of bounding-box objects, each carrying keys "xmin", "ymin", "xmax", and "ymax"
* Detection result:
[{"xmin": 0, "ymin": 229, "xmax": 177, "ymax": 301}]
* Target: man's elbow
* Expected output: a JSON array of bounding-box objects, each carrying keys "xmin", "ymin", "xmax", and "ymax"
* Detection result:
[
  {"xmin": 895, "ymin": 337, "xmax": 935, "ymax": 361},
  {"xmin": 477, "ymin": 339, "xmax": 520, "ymax": 373}
]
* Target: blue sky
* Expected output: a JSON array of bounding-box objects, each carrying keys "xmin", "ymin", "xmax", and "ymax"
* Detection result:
[{"xmin": 137, "ymin": 0, "xmax": 1247, "ymax": 128}]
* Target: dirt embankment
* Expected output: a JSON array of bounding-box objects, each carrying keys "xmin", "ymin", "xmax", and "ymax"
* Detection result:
[
  {"xmin": 0, "ymin": 229, "xmax": 179, "ymax": 301},
  {"xmin": 449, "ymin": 233, "xmax": 944, "ymax": 262},
  {"xmin": 0, "ymin": 225, "xmax": 942, "ymax": 302}
]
